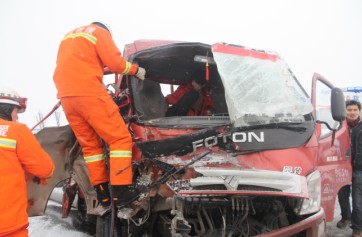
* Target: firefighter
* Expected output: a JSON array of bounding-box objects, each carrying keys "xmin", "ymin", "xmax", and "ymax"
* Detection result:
[
  {"xmin": 0, "ymin": 85, "xmax": 55, "ymax": 237},
  {"xmin": 53, "ymin": 22, "xmax": 146, "ymax": 208}
]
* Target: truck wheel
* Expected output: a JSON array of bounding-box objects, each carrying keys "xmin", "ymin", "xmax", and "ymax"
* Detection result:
[
  {"xmin": 96, "ymin": 212, "xmax": 124, "ymax": 237},
  {"xmin": 73, "ymin": 195, "xmax": 97, "ymax": 235}
]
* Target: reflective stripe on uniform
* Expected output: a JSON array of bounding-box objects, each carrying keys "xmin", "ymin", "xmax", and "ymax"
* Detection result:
[
  {"xmin": 121, "ymin": 62, "xmax": 132, "ymax": 74},
  {"xmin": 110, "ymin": 150, "xmax": 132, "ymax": 158},
  {"xmin": 84, "ymin": 154, "xmax": 104, "ymax": 163},
  {"xmin": 0, "ymin": 138, "xmax": 16, "ymax": 149},
  {"xmin": 63, "ymin": 33, "xmax": 97, "ymax": 45}
]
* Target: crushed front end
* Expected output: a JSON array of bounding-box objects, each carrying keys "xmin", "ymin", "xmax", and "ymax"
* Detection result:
[{"xmin": 112, "ymin": 41, "xmax": 325, "ymax": 236}]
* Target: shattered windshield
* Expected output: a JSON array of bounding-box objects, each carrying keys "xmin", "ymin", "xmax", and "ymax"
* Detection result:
[{"xmin": 212, "ymin": 43, "xmax": 313, "ymax": 127}]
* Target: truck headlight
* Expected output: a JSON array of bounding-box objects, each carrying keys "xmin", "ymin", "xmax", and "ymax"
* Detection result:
[{"xmin": 295, "ymin": 169, "xmax": 321, "ymax": 215}]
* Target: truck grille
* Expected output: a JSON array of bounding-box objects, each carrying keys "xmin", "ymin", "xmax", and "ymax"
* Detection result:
[{"xmin": 237, "ymin": 184, "xmax": 281, "ymax": 192}]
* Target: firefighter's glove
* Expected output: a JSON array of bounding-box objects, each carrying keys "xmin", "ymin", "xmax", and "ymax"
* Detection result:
[
  {"xmin": 135, "ymin": 67, "xmax": 146, "ymax": 80},
  {"xmin": 33, "ymin": 176, "xmax": 48, "ymax": 185}
]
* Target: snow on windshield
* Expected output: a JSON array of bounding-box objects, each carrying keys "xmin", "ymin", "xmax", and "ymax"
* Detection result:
[{"xmin": 212, "ymin": 45, "xmax": 312, "ymax": 127}]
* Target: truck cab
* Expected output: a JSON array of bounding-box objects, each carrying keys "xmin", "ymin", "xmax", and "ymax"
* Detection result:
[{"xmin": 28, "ymin": 40, "xmax": 350, "ymax": 237}]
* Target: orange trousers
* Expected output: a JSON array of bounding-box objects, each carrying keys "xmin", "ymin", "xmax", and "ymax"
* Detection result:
[
  {"xmin": 61, "ymin": 95, "xmax": 133, "ymax": 186},
  {"xmin": 1, "ymin": 228, "xmax": 27, "ymax": 237}
]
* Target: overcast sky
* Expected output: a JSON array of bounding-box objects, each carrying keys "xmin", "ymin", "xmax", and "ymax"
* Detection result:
[{"xmin": 0, "ymin": 0, "xmax": 361, "ymax": 127}]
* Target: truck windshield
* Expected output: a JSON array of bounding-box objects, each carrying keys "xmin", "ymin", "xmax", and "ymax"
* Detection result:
[{"xmin": 212, "ymin": 43, "xmax": 313, "ymax": 127}]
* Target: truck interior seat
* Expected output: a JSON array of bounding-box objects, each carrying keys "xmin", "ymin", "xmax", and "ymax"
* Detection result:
[
  {"xmin": 210, "ymin": 87, "xmax": 228, "ymax": 115},
  {"xmin": 136, "ymin": 80, "xmax": 169, "ymax": 120}
]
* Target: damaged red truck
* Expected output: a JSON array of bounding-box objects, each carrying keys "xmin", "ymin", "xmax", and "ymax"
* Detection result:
[{"xmin": 27, "ymin": 40, "xmax": 350, "ymax": 237}]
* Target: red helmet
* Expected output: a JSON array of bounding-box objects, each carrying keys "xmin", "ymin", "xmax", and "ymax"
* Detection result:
[{"xmin": 0, "ymin": 86, "xmax": 27, "ymax": 113}]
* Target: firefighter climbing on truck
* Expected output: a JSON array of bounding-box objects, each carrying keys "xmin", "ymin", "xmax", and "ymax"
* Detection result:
[{"xmin": 53, "ymin": 21, "xmax": 146, "ymax": 211}]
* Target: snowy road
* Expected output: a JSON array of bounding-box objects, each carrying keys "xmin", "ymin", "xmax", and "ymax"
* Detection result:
[
  {"xmin": 326, "ymin": 198, "xmax": 353, "ymax": 237},
  {"xmin": 28, "ymin": 189, "xmax": 352, "ymax": 237},
  {"xmin": 29, "ymin": 200, "xmax": 92, "ymax": 237}
]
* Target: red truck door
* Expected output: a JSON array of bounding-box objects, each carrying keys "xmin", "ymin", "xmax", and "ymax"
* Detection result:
[{"xmin": 311, "ymin": 73, "xmax": 352, "ymax": 221}]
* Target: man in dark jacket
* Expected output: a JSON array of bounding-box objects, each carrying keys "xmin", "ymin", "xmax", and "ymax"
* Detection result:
[
  {"xmin": 337, "ymin": 100, "xmax": 361, "ymax": 229},
  {"xmin": 350, "ymin": 100, "xmax": 362, "ymax": 236}
]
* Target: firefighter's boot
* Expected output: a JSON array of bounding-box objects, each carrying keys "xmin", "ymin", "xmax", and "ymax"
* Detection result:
[
  {"xmin": 94, "ymin": 182, "xmax": 111, "ymax": 208},
  {"xmin": 111, "ymin": 185, "xmax": 141, "ymax": 207}
]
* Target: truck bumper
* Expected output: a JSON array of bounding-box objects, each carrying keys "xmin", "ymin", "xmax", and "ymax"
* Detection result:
[{"xmin": 263, "ymin": 208, "xmax": 325, "ymax": 237}]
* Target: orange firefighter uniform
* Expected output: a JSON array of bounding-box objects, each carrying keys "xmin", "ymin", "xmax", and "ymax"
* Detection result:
[
  {"xmin": 53, "ymin": 23, "xmax": 138, "ymax": 186},
  {"xmin": 0, "ymin": 119, "xmax": 54, "ymax": 237}
]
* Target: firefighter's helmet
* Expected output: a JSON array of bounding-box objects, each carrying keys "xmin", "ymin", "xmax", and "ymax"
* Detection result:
[
  {"xmin": 91, "ymin": 21, "xmax": 112, "ymax": 34},
  {"xmin": 0, "ymin": 86, "xmax": 27, "ymax": 113}
]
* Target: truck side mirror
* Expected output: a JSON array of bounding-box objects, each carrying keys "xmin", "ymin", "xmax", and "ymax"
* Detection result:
[{"xmin": 331, "ymin": 87, "xmax": 346, "ymax": 122}]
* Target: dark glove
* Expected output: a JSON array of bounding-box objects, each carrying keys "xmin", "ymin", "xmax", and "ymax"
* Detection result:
[{"xmin": 33, "ymin": 176, "xmax": 48, "ymax": 185}]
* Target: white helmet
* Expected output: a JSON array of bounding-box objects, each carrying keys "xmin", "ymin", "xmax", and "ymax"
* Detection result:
[
  {"xmin": 91, "ymin": 21, "xmax": 112, "ymax": 35},
  {"xmin": 0, "ymin": 85, "xmax": 27, "ymax": 113}
]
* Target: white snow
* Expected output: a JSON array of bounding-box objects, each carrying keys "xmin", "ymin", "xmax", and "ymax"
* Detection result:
[{"xmin": 28, "ymin": 200, "xmax": 91, "ymax": 237}]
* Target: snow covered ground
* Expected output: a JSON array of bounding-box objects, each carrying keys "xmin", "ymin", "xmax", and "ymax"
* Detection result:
[
  {"xmin": 326, "ymin": 197, "xmax": 353, "ymax": 237},
  {"xmin": 28, "ymin": 200, "xmax": 92, "ymax": 237},
  {"xmin": 28, "ymin": 188, "xmax": 92, "ymax": 237},
  {"xmin": 28, "ymin": 188, "xmax": 352, "ymax": 237}
]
